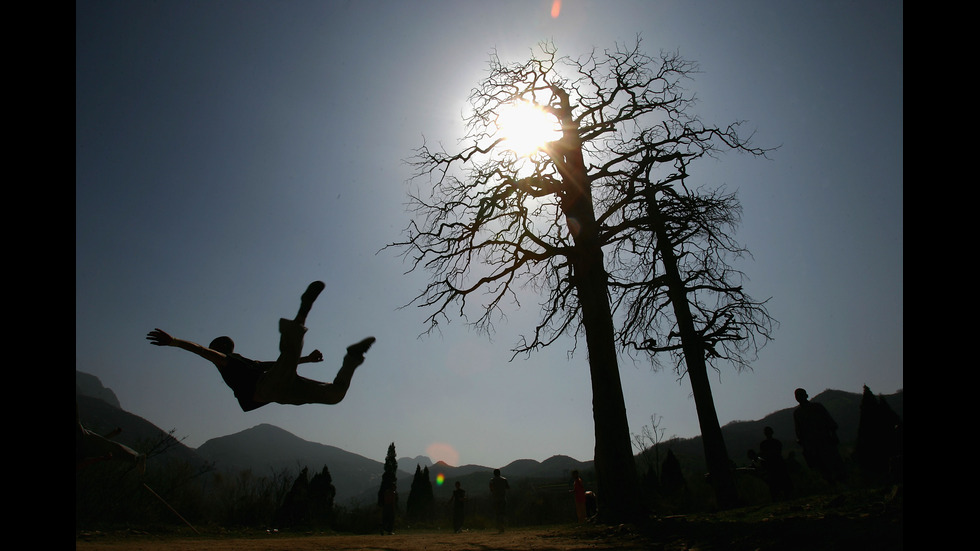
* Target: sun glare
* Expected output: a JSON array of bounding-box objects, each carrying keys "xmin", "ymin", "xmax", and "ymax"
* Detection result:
[
  {"xmin": 426, "ymin": 442, "xmax": 460, "ymax": 467},
  {"xmin": 496, "ymin": 101, "xmax": 560, "ymax": 157}
]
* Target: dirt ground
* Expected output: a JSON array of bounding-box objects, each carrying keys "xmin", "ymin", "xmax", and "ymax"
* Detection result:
[
  {"xmin": 75, "ymin": 487, "xmax": 903, "ymax": 551},
  {"xmin": 76, "ymin": 525, "xmax": 652, "ymax": 551}
]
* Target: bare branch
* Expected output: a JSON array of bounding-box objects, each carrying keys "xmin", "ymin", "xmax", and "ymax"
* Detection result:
[{"xmin": 384, "ymin": 37, "xmax": 776, "ymax": 371}]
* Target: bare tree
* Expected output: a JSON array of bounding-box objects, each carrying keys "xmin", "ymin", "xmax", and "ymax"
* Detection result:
[
  {"xmin": 633, "ymin": 413, "xmax": 671, "ymax": 483},
  {"xmin": 388, "ymin": 38, "xmax": 774, "ymax": 518}
]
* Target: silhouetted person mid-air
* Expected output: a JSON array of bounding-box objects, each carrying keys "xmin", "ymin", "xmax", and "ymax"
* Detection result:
[
  {"xmin": 147, "ymin": 281, "xmax": 375, "ymax": 411},
  {"xmin": 793, "ymin": 388, "xmax": 846, "ymax": 483}
]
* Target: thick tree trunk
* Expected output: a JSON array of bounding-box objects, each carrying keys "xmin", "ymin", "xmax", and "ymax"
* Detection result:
[
  {"xmin": 684, "ymin": 348, "xmax": 739, "ymax": 508},
  {"xmin": 557, "ymin": 119, "xmax": 641, "ymax": 523},
  {"xmin": 576, "ymin": 253, "xmax": 643, "ymax": 522},
  {"xmin": 648, "ymin": 195, "xmax": 740, "ymax": 509}
]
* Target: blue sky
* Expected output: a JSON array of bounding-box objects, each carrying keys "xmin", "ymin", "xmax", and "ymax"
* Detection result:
[{"xmin": 76, "ymin": 0, "xmax": 903, "ymax": 470}]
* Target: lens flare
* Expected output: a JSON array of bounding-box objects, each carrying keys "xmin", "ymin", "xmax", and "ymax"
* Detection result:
[
  {"xmin": 426, "ymin": 442, "xmax": 460, "ymax": 466},
  {"xmin": 551, "ymin": 0, "xmax": 561, "ymax": 18},
  {"xmin": 436, "ymin": 473, "xmax": 446, "ymax": 486}
]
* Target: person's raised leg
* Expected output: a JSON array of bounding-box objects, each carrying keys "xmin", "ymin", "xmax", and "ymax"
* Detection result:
[
  {"xmin": 256, "ymin": 282, "xmax": 322, "ymax": 403},
  {"xmin": 275, "ymin": 336, "xmax": 375, "ymax": 405},
  {"xmin": 255, "ymin": 318, "xmax": 307, "ymax": 403},
  {"xmin": 296, "ymin": 280, "xmax": 325, "ymax": 326},
  {"xmin": 272, "ymin": 281, "xmax": 325, "ymax": 374},
  {"xmin": 333, "ymin": 337, "xmax": 376, "ymax": 389}
]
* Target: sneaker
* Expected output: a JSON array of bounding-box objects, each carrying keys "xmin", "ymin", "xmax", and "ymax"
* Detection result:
[
  {"xmin": 347, "ymin": 337, "xmax": 376, "ymax": 356},
  {"xmin": 301, "ymin": 281, "xmax": 326, "ymax": 306}
]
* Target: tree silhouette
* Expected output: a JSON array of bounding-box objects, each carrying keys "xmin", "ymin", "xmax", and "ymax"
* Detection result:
[
  {"xmin": 633, "ymin": 413, "xmax": 671, "ymax": 483},
  {"xmin": 614, "ymin": 167, "xmax": 775, "ymax": 506},
  {"xmin": 378, "ymin": 443, "xmax": 399, "ymax": 534},
  {"xmin": 275, "ymin": 466, "xmax": 310, "ymax": 527},
  {"xmin": 308, "ymin": 465, "xmax": 336, "ymax": 528},
  {"xmin": 406, "ymin": 464, "xmax": 434, "ymax": 523},
  {"xmin": 379, "ymin": 442, "xmax": 398, "ymax": 501},
  {"xmin": 660, "ymin": 449, "xmax": 686, "ymax": 496},
  {"xmin": 389, "ymin": 38, "xmax": 774, "ymax": 518}
]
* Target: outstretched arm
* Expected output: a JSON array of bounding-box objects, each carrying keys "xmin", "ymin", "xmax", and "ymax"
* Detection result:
[
  {"xmin": 254, "ymin": 349, "xmax": 323, "ymax": 369},
  {"xmin": 147, "ymin": 328, "xmax": 228, "ymax": 367}
]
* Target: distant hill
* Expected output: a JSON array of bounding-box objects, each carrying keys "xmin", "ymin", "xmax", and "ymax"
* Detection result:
[
  {"xmin": 196, "ymin": 425, "xmax": 595, "ymax": 505},
  {"xmin": 343, "ymin": 454, "xmax": 596, "ymax": 506},
  {"xmin": 76, "ymin": 371, "xmax": 901, "ymax": 505},
  {"xmin": 646, "ymin": 387, "xmax": 903, "ymax": 472},
  {"xmin": 195, "ymin": 423, "xmax": 401, "ymax": 502},
  {"xmin": 400, "ymin": 455, "xmax": 434, "ymax": 469},
  {"xmin": 75, "ymin": 370, "xmax": 594, "ymax": 504},
  {"xmin": 75, "ymin": 390, "xmax": 207, "ymax": 470},
  {"xmin": 76, "ymin": 370, "xmax": 122, "ymax": 409}
]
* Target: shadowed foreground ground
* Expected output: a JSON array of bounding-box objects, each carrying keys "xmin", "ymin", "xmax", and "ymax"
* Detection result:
[
  {"xmin": 76, "ymin": 526, "xmax": 649, "ymax": 551},
  {"xmin": 75, "ymin": 487, "xmax": 902, "ymax": 551}
]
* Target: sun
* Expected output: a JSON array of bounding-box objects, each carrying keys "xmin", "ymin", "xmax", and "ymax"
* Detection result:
[{"xmin": 496, "ymin": 101, "xmax": 560, "ymax": 157}]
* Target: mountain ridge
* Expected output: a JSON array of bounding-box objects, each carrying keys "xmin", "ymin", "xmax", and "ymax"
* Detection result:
[{"xmin": 76, "ymin": 370, "xmax": 901, "ymax": 504}]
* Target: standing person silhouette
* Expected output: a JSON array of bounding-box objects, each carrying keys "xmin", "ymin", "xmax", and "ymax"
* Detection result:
[
  {"xmin": 448, "ymin": 481, "xmax": 466, "ymax": 533},
  {"xmin": 379, "ymin": 480, "xmax": 397, "ymax": 535},
  {"xmin": 147, "ymin": 281, "xmax": 374, "ymax": 411},
  {"xmin": 489, "ymin": 468, "xmax": 510, "ymax": 533},
  {"xmin": 571, "ymin": 470, "xmax": 587, "ymax": 523},
  {"xmin": 759, "ymin": 426, "xmax": 793, "ymax": 500},
  {"xmin": 793, "ymin": 388, "xmax": 846, "ymax": 483}
]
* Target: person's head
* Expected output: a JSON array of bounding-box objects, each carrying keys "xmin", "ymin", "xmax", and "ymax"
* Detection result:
[
  {"xmin": 794, "ymin": 388, "xmax": 808, "ymax": 404},
  {"xmin": 210, "ymin": 336, "xmax": 235, "ymax": 355},
  {"xmin": 493, "ymin": 469, "xmax": 501, "ymax": 477},
  {"xmin": 455, "ymin": 481, "xmax": 461, "ymax": 489},
  {"xmin": 764, "ymin": 426, "xmax": 774, "ymax": 438},
  {"xmin": 571, "ymin": 470, "xmax": 580, "ymax": 480}
]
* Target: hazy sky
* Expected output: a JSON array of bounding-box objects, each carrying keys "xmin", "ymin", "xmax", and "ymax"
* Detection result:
[{"xmin": 76, "ymin": 1, "xmax": 903, "ymax": 470}]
